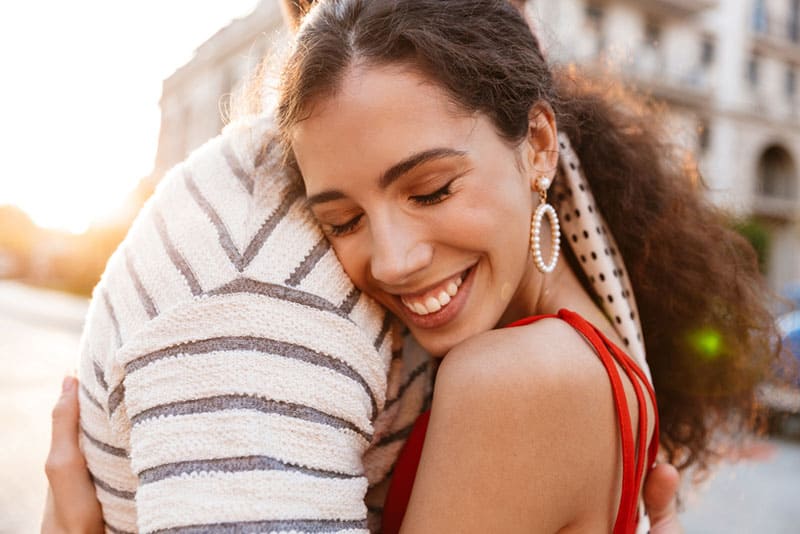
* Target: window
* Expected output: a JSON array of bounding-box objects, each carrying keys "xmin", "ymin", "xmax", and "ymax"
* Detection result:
[
  {"xmin": 645, "ymin": 19, "xmax": 661, "ymax": 49},
  {"xmin": 697, "ymin": 120, "xmax": 711, "ymax": 153},
  {"xmin": 748, "ymin": 55, "xmax": 761, "ymax": 87},
  {"xmin": 787, "ymin": 67, "xmax": 797, "ymax": 98},
  {"xmin": 584, "ymin": 4, "xmax": 606, "ymax": 53},
  {"xmin": 791, "ymin": 0, "xmax": 800, "ymax": 42},
  {"xmin": 752, "ymin": 0, "xmax": 769, "ymax": 33},
  {"xmin": 701, "ymin": 37, "xmax": 715, "ymax": 67}
]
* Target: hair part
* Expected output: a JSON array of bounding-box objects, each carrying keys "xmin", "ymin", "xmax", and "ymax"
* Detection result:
[{"xmin": 274, "ymin": 0, "xmax": 780, "ymax": 474}]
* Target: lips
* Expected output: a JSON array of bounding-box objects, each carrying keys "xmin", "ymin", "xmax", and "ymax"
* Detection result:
[
  {"xmin": 391, "ymin": 265, "xmax": 476, "ymax": 331},
  {"xmin": 400, "ymin": 272, "xmax": 464, "ymax": 315}
]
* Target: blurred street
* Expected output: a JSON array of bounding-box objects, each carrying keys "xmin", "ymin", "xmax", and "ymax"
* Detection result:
[{"xmin": 0, "ymin": 280, "xmax": 798, "ymax": 533}]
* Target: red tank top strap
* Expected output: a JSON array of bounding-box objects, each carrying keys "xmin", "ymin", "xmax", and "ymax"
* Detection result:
[{"xmin": 556, "ymin": 309, "xmax": 658, "ymax": 534}]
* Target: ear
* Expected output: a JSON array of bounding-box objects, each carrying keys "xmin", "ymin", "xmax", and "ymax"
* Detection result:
[{"xmin": 523, "ymin": 101, "xmax": 559, "ymax": 187}]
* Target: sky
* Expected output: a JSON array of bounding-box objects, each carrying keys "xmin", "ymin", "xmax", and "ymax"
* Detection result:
[{"xmin": 0, "ymin": 1, "xmax": 261, "ymax": 233}]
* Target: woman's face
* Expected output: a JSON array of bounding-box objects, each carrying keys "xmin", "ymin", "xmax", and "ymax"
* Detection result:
[{"xmin": 291, "ymin": 65, "xmax": 542, "ymax": 356}]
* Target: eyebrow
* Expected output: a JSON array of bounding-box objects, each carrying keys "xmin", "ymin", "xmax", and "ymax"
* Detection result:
[{"xmin": 304, "ymin": 147, "xmax": 467, "ymax": 208}]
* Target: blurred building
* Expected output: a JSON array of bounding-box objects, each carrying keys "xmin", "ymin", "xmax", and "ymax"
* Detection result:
[
  {"xmin": 152, "ymin": 0, "xmax": 800, "ymax": 293},
  {"xmin": 530, "ymin": 0, "xmax": 800, "ymax": 292},
  {"xmin": 153, "ymin": 0, "xmax": 285, "ymax": 176}
]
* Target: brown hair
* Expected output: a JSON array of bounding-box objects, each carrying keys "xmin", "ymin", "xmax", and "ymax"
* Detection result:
[{"xmin": 273, "ymin": 0, "xmax": 780, "ymax": 473}]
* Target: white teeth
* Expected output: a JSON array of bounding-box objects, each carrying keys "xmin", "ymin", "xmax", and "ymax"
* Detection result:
[
  {"xmin": 446, "ymin": 282, "xmax": 458, "ymax": 297},
  {"xmin": 400, "ymin": 269, "xmax": 469, "ymax": 316},
  {"xmin": 424, "ymin": 297, "xmax": 442, "ymax": 313}
]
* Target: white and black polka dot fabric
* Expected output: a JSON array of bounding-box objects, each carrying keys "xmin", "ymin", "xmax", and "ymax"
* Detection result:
[{"xmin": 553, "ymin": 133, "xmax": 652, "ymax": 384}]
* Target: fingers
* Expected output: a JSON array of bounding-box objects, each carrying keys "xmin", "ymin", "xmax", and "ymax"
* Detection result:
[
  {"xmin": 45, "ymin": 376, "xmax": 87, "ymax": 484},
  {"xmin": 43, "ymin": 376, "xmax": 105, "ymax": 534},
  {"xmin": 643, "ymin": 463, "xmax": 682, "ymax": 534}
]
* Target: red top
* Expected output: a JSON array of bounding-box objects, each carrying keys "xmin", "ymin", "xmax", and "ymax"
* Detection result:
[{"xmin": 382, "ymin": 309, "xmax": 659, "ymax": 534}]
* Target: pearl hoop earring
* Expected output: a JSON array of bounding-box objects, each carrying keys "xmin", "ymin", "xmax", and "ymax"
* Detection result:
[{"xmin": 530, "ymin": 175, "xmax": 560, "ymax": 274}]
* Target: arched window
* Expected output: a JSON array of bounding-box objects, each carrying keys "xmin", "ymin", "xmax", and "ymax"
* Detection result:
[{"xmin": 756, "ymin": 145, "xmax": 797, "ymax": 198}]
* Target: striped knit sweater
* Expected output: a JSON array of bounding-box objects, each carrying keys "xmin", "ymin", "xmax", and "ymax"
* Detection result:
[{"xmin": 77, "ymin": 114, "xmax": 433, "ymax": 534}]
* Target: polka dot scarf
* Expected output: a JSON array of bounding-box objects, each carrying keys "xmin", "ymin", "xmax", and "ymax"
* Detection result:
[{"xmin": 555, "ymin": 133, "xmax": 651, "ymax": 383}]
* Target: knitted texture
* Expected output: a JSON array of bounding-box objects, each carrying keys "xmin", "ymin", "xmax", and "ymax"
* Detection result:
[{"xmin": 78, "ymin": 115, "xmax": 433, "ymax": 534}]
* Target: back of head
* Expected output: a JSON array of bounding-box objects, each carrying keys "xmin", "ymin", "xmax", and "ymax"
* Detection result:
[{"xmin": 276, "ymin": 0, "xmax": 781, "ymax": 475}]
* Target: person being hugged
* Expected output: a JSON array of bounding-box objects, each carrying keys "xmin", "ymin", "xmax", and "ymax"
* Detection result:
[{"xmin": 275, "ymin": 0, "xmax": 777, "ymax": 532}]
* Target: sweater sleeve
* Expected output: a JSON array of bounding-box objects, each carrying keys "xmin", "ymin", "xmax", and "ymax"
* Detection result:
[
  {"xmin": 77, "ymin": 115, "xmax": 396, "ymax": 533},
  {"xmin": 104, "ymin": 292, "xmax": 388, "ymax": 533}
]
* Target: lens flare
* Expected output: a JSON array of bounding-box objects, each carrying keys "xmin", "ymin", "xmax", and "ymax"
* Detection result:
[{"xmin": 687, "ymin": 328, "xmax": 724, "ymax": 361}]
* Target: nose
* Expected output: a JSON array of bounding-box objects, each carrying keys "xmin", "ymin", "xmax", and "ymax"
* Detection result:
[{"xmin": 368, "ymin": 214, "xmax": 433, "ymax": 286}]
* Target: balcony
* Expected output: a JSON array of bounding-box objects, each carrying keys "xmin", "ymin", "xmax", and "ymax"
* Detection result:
[
  {"xmin": 752, "ymin": 15, "xmax": 800, "ymax": 62},
  {"xmin": 637, "ymin": 0, "xmax": 719, "ymax": 18},
  {"xmin": 751, "ymin": 194, "xmax": 799, "ymax": 221},
  {"xmin": 621, "ymin": 48, "xmax": 714, "ymax": 108}
]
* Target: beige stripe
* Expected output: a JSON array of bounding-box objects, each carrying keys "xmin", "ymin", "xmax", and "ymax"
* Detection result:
[
  {"xmin": 130, "ymin": 410, "xmax": 367, "ymax": 475},
  {"xmin": 124, "ymin": 351, "xmax": 374, "ymax": 432},
  {"xmin": 136, "ymin": 470, "xmax": 368, "ymax": 533}
]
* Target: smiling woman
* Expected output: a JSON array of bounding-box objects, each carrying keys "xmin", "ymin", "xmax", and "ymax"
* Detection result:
[
  {"xmin": 274, "ymin": 0, "xmax": 780, "ymax": 531},
  {"xmin": 294, "ymin": 65, "xmax": 542, "ymax": 356}
]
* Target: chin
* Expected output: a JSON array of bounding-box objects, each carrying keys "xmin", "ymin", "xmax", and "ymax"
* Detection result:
[{"xmin": 409, "ymin": 330, "xmax": 463, "ymax": 359}]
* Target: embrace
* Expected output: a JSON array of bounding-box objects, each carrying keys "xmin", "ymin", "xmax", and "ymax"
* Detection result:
[{"xmin": 43, "ymin": 1, "xmax": 777, "ymax": 533}]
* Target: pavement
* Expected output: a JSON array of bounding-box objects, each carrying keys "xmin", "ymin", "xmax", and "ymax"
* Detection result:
[{"xmin": 0, "ymin": 280, "xmax": 798, "ymax": 533}]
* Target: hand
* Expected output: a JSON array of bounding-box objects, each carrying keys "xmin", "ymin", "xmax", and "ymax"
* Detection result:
[
  {"xmin": 643, "ymin": 462, "xmax": 682, "ymax": 534},
  {"xmin": 42, "ymin": 376, "xmax": 104, "ymax": 534}
]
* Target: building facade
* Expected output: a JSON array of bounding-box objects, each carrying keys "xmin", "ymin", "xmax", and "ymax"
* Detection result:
[
  {"xmin": 154, "ymin": 0, "xmax": 800, "ymax": 293},
  {"xmin": 529, "ymin": 0, "xmax": 800, "ymax": 293}
]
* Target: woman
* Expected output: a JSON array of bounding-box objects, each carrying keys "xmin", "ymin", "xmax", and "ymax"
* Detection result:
[
  {"xmin": 43, "ymin": 0, "xmax": 774, "ymax": 532},
  {"xmin": 272, "ymin": 0, "xmax": 776, "ymax": 531}
]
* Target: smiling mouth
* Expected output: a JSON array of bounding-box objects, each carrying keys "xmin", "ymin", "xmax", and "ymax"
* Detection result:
[{"xmin": 399, "ymin": 268, "xmax": 469, "ymax": 316}]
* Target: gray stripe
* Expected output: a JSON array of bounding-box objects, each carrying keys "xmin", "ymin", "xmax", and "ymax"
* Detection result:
[
  {"xmin": 105, "ymin": 522, "xmax": 136, "ymax": 534},
  {"xmin": 368, "ymin": 466, "xmax": 394, "ymax": 489},
  {"xmin": 184, "ymin": 170, "xmax": 244, "ymax": 271},
  {"xmin": 102, "ymin": 289, "xmax": 122, "ymax": 348},
  {"xmin": 209, "ymin": 278, "xmax": 348, "ymax": 318},
  {"xmin": 139, "ymin": 455, "xmax": 359, "ymax": 485},
  {"xmin": 222, "ymin": 141, "xmax": 254, "ymax": 195},
  {"xmin": 80, "ymin": 384, "xmax": 104, "ymax": 412},
  {"xmin": 254, "ymin": 136, "xmax": 278, "ymax": 170},
  {"xmin": 339, "ymin": 287, "xmax": 361, "ymax": 315},
  {"xmin": 240, "ymin": 186, "xmax": 302, "ymax": 269},
  {"xmin": 108, "ymin": 382, "xmax": 125, "ymax": 415},
  {"xmin": 150, "ymin": 519, "xmax": 368, "ymax": 534},
  {"xmin": 130, "ymin": 395, "xmax": 372, "ymax": 442},
  {"xmin": 125, "ymin": 250, "xmax": 158, "ymax": 319},
  {"xmin": 373, "ymin": 312, "xmax": 392, "ymax": 350},
  {"xmin": 375, "ymin": 421, "xmax": 415, "ymax": 447},
  {"xmin": 81, "ymin": 426, "xmax": 129, "ymax": 458},
  {"xmin": 285, "ymin": 237, "xmax": 331, "ymax": 287},
  {"xmin": 124, "ymin": 335, "xmax": 378, "ymax": 421},
  {"xmin": 91, "ymin": 474, "xmax": 135, "ymax": 500},
  {"xmin": 154, "ymin": 209, "xmax": 203, "ymax": 296},
  {"xmin": 384, "ymin": 360, "xmax": 430, "ymax": 410},
  {"xmin": 93, "ymin": 360, "xmax": 108, "ymax": 391}
]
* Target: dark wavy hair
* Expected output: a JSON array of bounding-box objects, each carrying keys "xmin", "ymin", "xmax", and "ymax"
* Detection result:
[{"xmin": 270, "ymin": 0, "xmax": 780, "ymax": 473}]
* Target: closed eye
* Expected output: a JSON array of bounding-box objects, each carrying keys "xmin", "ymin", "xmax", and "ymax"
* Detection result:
[
  {"xmin": 326, "ymin": 213, "xmax": 363, "ymax": 237},
  {"xmin": 410, "ymin": 179, "xmax": 455, "ymax": 206}
]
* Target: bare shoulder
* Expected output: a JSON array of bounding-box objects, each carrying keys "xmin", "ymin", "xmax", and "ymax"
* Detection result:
[
  {"xmin": 437, "ymin": 317, "xmax": 613, "ymax": 404},
  {"xmin": 401, "ymin": 319, "xmax": 622, "ymax": 533}
]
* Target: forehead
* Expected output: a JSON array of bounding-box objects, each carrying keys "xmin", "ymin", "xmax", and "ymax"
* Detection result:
[{"xmin": 291, "ymin": 65, "xmax": 479, "ymax": 192}]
